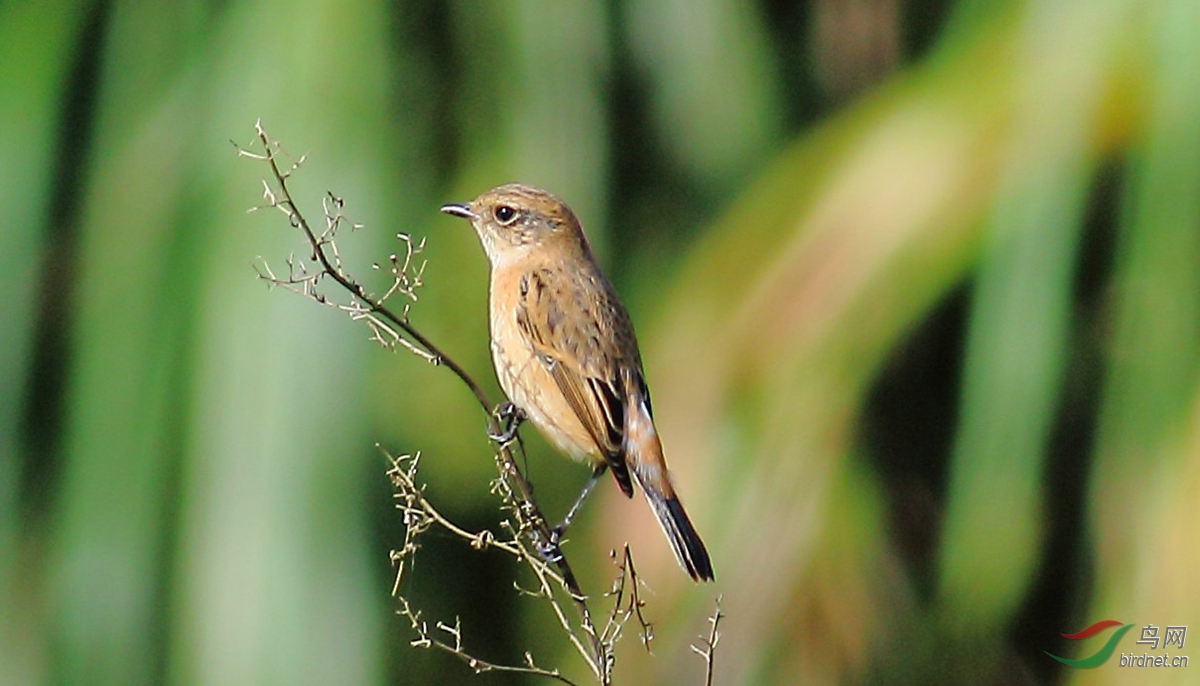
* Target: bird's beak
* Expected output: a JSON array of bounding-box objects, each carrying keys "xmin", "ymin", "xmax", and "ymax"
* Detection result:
[{"xmin": 439, "ymin": 203, "xmax": 475, "ymax": 219}]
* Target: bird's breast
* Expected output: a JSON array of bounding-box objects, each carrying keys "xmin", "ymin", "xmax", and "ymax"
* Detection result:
[{"xmin": 488, "ymin": 266, "xmax": 602, "ymax": 464}]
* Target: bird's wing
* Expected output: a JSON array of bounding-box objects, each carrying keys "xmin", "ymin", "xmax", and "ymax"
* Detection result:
[{"xmin": 515, "ymin": 267, "xmax": 635, "ymax": 496}]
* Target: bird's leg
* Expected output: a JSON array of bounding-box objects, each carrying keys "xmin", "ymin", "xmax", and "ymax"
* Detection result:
[
  {"xmin": 488, "ymin": 401, "xmax": 526, "ymax": 443},
  {"xmin": 551, "ymin": 463, "xmax": 608, "ymax": 545}
]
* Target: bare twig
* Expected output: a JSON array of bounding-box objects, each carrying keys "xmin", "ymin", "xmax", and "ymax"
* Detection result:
[
  {"xmin": 239, "ymin": 120, "xmax": 487, "ymax": 410},
  {"xmin": 395, "ymin": 595, "xmax": 579, "ymax": 685},
  {"xmin": 239, "ymin": 122, "xmax": 609, "ymax": 682},
  {"xmin": 599, "ymin": 545, "xmax": 654, "ymax": 660},
  {"xmin": 387, "ymin": 453, "xmax": 576, "ymax": 684},
  {"xmin": 385, "ymin": 448, "xmax": 605, "ymax": 679},
  {"xmin": 690, "ymin": 596, "xmax": 724, "ymax": 686}
]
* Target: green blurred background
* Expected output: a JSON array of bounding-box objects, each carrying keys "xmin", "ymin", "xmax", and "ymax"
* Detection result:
[{"xmin": 3, "ymin": 0, "xmax": 1198, "ymax": 684}]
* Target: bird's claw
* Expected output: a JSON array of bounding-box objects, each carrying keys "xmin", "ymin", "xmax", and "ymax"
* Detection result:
[
  {"xmin": 488, "ymin": 402, "xmax": 525, "ymax": 443},
  {"xmin": 534, "ymin": 529, "xmax": 564, "ymax": 565}
]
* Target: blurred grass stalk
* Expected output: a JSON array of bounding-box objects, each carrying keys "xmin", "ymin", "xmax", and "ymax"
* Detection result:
[
  {"xmin": 0, "ymin": 1, "xmax": 94, "ymax": 684},
  {"xmin": 20, "ymin": 0, "xmax": 408, "ymax": 683},
  {"xmin": 1088, "ymin": 1, "xmax": 1200, "ymax": 684},
  {"xmin": 642, "ymin": 0, "xmax": 1199, "ymax": 682},
  {"xmin": 936, "ymin": 0, "xmax": 1124, "ymax": 638}
]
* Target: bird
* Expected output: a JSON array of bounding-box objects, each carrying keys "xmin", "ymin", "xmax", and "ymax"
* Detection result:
[{"xmin": 440, "ymin": 183, "xmax": 714, "ymax": 581}]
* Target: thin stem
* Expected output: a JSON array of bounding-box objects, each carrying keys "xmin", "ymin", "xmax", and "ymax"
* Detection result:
[
  {"xmin": 690, "ymin": 596, "xmax": 724, "ymax": 686},
  {"xmin": 251, "ymin": 122, "xmax": 491, "ymax": 415}
]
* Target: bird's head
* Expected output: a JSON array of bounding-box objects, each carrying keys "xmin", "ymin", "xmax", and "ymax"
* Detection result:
[{"xmin": 441, "ymin": 184, "xmax": 591, "ymax": 268}]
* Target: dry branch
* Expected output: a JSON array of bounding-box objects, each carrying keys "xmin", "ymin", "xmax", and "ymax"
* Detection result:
[{"xmin": 238, "ymin": 121, "xmax": 615, "ymax": 682}]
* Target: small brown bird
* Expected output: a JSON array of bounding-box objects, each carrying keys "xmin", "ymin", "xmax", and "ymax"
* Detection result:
[{"xmin": 441, "ymin": 184, "xmax": 714, "ymax": 581}]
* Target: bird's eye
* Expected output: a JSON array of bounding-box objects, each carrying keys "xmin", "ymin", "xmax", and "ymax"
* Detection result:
[{"xmin": 494, "ymin": 205, "xmax": 517, "ymax": 225}]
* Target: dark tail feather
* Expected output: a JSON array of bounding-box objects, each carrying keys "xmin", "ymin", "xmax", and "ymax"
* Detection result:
[{"xmin": 640, "ymin": 486, "xmax": 714, "ymax": 582}]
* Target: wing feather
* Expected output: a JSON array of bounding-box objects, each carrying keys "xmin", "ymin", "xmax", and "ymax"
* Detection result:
[{"xmin": 515, "ymin": 268, "xmax": 634, "ymax": 496}]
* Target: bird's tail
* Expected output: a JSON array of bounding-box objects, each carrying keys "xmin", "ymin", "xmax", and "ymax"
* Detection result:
[
  {"xmin": 625, "ymin": 393, "xmax": 714, "ymax": 581},
  {"xmin": 637, "ymin": 479, "xmax": 715, "ymax": 582}
]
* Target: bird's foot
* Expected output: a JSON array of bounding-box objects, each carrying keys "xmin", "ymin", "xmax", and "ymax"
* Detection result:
[
  {"xmin": 488, "ymin": 402, "xmax": 526, "ymax": 444},
  {"xmin": 533, "ymin": 529, "xmax": 564, "ymax": 566}
]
